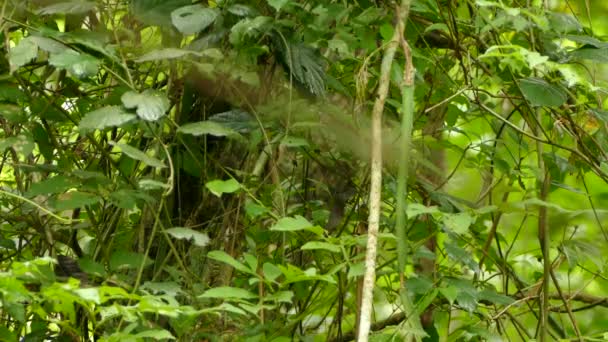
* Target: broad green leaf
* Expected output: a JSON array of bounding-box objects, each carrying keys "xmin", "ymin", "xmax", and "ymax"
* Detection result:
[
  {"xmin": 135, "ymin": 48, "xmax": 200, "ymax": 62},
  {"xmin": 28, "ymin": 36, "xmax": 68, "ymax": 54},
  {"xmin": 267, "ymin": 0, "xmax": 288, "ymax": 12},
  {"xmin": 141, "ymin": 281, "xmax": 182, "ymax": 297},
  {"xmin": 444, "ymin": 241, "xmax": 479, "ymax": 273},
  {"xmin": 199, "ymin": 286, "xmax": 257, "ymax": 299},
  {"xmin": 281, "ymin": 136, "xmax": 309, "ymax": 147},
  {"xmin": 205, "ymin": 178, "xmax": 241, "ymax": 197},
  {"xmin": 0, "ymin": 135, "xmax": 36, "ymax": 157},
  {"xmin": 442, "ymin": 212, "xmax": 473, "ymax": 235},
  {"xmin": 110, "ymin": 141, "xmax": 166, "ymax": 169},
  {"xmin": 133, "ymin": 329, "xmax": 175, "ymax": 340},
  {"xmin": 301, "ymin": 241, "xmax": 340, "ymax": 253},
  {"xmin": 406, "ymin": 203, "xmax": 440, "ymax": 217},
  {"xmin": 0, "ymin": 104, "xmax": 25, "ymax": 123},
  {"xmin": 49, "ymin": 50, "xmax": 100, "ymax": 78},
  {"xmin": 478, "ymin": 289, "xmax": 514, "ymax": 305},
  {"xmin": 245, "ymin": 202, "xmax": 269, "ymax": 219},
  {"xmin": 132, "ymin": 0, "xmax": 191, "ymax": 27},
  {"xmin": 121, "ymin": 90, "xmax": 169, "ymax": 122},
  {"xmin": 265, "ymin": 291, "xmax": 293, "ymax": 303},
  {"xmin": 27, "ymin": 176, "xmax": 77, "ymax": 197},
  {"xmin": 79, "ymin": 106, "xmax": 136, "ymax": 132},
  {"xmin": 171, "ymin": 5, "xmax": 219, "ymax": 35},
  {"xmin": 37, "ymin": 1, "xmax": 96, "ymax": 15},
  {"xmin": 207, "ymin": 251, "xmax": 257, "ymax": 276},
  {"xmin": 439, "ymin": 286, "xmax": 459, "ymax": 305},
  {"xmin": 74, "ymin": 288, "xmax": 100, "ymax": 304},
  {"xmin": 270, "ymin": 216, "xmax": 322, "ymax": 236},
  {"xmin": 518, "ymin": 77, "xmax": 567, "ymax": 107},
  {"xmin": 166, "ymin": 227, "xmax": 210, "ymax": 247},
  {"xmin": 109, "ymin": 251, "xmax": 151, "ymax": 271},
  {"xmin": 9, "ymin": 38, "xmax": 38, "ymax": 72},
  {"xmin": 229, "ymin": 16, "xmax": 272, "ymax": 46},
  {"xmin": 53, "ymin": 191, "xmax": 101, "ymax": 211},
  {"xmin": 263, "ymin": 262, "xmax": 282, "ymax": 282},
  {"xmin": 178, "ymin": 121, "xmax": 241, "ymax": 138},
  {"xmin": 570, "ymin": 47, "xmax": 608, "ymax": 63}
]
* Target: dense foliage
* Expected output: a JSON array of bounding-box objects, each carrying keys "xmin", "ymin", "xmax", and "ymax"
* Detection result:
[{"xmin": 2, "ymin": 0, "xmax": 608, "ymax": 340}]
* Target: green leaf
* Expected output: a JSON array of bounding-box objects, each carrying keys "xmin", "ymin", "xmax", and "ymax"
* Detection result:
[
  {"xmin": 270, "ymin": 216, "xmax": 322, "ymax": 235},
  {"xmin": 53, "ymin": 191, "xmax": 101, "ymax": 211},
  {"xmin": 79, "ymin": 106, "xmax": 137, "ymax": 132},
  {"xmin": 200, "ymin": 286, "xmax": 257, "ymax": 300},
  {"xmin": 171, "ymin": 5, "xmax": 219, "ymax": 35},
  {"xmin": 267, "ymin": 0, "xmax": 288, "ymax": 12},
  {"xmin": 28, "ymin": 36, "xmax": 68, "ymax": 54},
  {"xmin": 0, "ymin": 104, "xmax": 25, "ymax": 124},
  {"xmin": 205, "ymin": 178, "xmax": 241, "ymax": 197},
  {"xmin": 207, "ymin": 251, "xmax": 257, "ymax": 276},
  {"xmin": 37, "ymin": 0, "xmax": 96, "ymax": 15},
  {"xmin": 281, "ymin": 136, "xmax": 309, "ymax": 147},
  {"xmin": 27, "ymin": 176, "xmax": 77, "ymax": 197},
  {"xmin": 111, "ymin": 141, "xmax": 166, "ymax": 169},
  {"xmin": 121, "ymin": 90, "xmax": 169, "ymax": 122},
  {"xmin": 442, "ymin": 212, "xmax": 473, "ymax": 235},
  {"xmin": 0, "ymin": 135, "xmax": 34, "ymax": 157},
  {"xmin": 132, "ymin": 0, "xmax": 191, "ymax": 27},
  {"xmin": 178, "ymin": 121, "xmax": 241, "ymax": 138},
  {"xmin": 133, "ymin": 329, "xmax": 175, "ymax": 340},
  {"xmin": 229, "ymin": 16, "xmax": 272, "ymax": 46},
  {"xmin": 265, "ymin": 291, "xmax": 293, "ymax": 303},
  {"xmin": 439, "ymin": 286, "xmax": 459, "ymax": 305},
  {"xmin": 478, "ymin": 289, "xmax": 514, "ymax": 305},
  {"xmin": 9, "ymin": 38, "xmax": 38, "ymax": 72},
  {"xmin": 518, "ymin": 77, "xmax": 567, "ymax": 107},
  {"xmin": 406, "ymin": 203, "xmax": 440, "ymax": 217},
  {"xmin": 135, "ymin": 48, "xmax": 199, "ymax": 62},
  {"xmin": 263, "ymin": 262, "xmax": 282, "ymax": 282},
  {"xmin": 109, "ymin": 251, "xmax": 151, "ymax": 271},
  {"xmin": 301, "ymin": 241, "xmax": 341, "ymax": 253},
  {"xmin": 570, "ymin": 47, "xmax": 608, "ymax": 63},
  {"xmin": 74, "ymin": 288, "xmax": 100, "ymax": 304},
  {"xmin": 166, "ymin": 227, "xmax": 210, "ymax": 247},
  {"xmin": 49, "ymin": 50, "xmax": 100, "ymax": 78}
]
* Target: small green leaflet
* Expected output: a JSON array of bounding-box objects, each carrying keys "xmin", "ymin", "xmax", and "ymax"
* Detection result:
[
  {"xmin": 178, "ymin": 121, "xmax": 241, "ymax": 138},
  {"xmin": 8, "ymin": 38, "xmax": 38, "ymax": 72},
  {"xmin": 171, "ymin": 5, "xmax": 219, "ymax": 35},
  {"xmin": 53, "ymin": 191, "xmax": 101, "ymax": 211},
  {"xmin": 135, "ymin": 48, "xmax": 200, "ymax": 62},
  {"xmin": 207, "ymin": 250, "xmax": 257, "ymax": 276},
  {"xmin": 266, "ymin": 0, "xmax": 288, "ymax": 12},
  {"xmin": 518, "ymin": 77, "xmax": 567, "ymax": 107},
  {"xmin": 406, "ymin": 203, "xmax": 440, "ymax": 217},
  {"xmin": 205, "ymin": 178, "xmax": 240, "ymax": 197},
  {"xmin": 442, "ymin": 212, "xmax": 474, "ymax": 235},
  {"xmin": 79, "ymin": 106, "xmax": 137, "ymax": 132},
  {"xmin": 301, "ymin": 241, "xmax": 340, "ymax": 253},
  {"xmin": 165, "ymin": 227, "xmax": 210, "ymax": 247},
  {"xmin": 110, "ymin": 141, "xmax": 166, "ymax": 169},
  {"xmin": 263, "ymin": 262, "xmax": 282, "ymax": 282},
  {"xmin": 270, "ymin": 216, "xmax": 323, "ymax": 236},
  {"xmin": 121, "ymin": 90, "xmax": 169, "ymax": 122},
  {"xmin": 49, "ymin": 50, "xmax": 100, "ymax": 78},
  {"xmin": 37, "ymin": 1, "xmax": 96, "ymax": 15},
  {"xmin": 200, "ymin": 286, "xmax": 257, "ymax": 299}
]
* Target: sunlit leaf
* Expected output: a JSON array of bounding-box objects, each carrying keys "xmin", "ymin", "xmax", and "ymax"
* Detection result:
[
  {"xmin": 121, "ymin": 90, "xmax": 169, "ymax": 122},
  {"xmin": 200, "ymin": 286, "xmax": 257, "ymax": 299},
  {"xmin": 207, "ymin": 251, "xmax": 257, "ymax": 276},
  {"xmin": 37, "ymin": 0, "xmax": 96, "ymax": 15},
  {"xmin": 49, "ymin": 50, "xmax": 100, "ymax": 78},
  {"xmin": 178, "ymin": 121, "xmax": 241, "ymax": 138},
  {"xmin": 205, "ymin": 178, "xmax": 241, "ymax": 197},
  {"xmin": 79, "ymin": 106, "xmax": 137, "ymax": 132},
  {"xmin": 171, "ymin": 5, "xmax": 219, "ymax": 35},
  {"xmin": 110, "ymin": 141, "xmax": 166, "ymax": 169},
  {"xmin": 518, "ymin": 77, "xmax": 567, "ymax": 107},
  {"xmin": 8, "ymin": 38, "xmax": 38, "ymax": 72},
  {"xmin": 166, "ymin": 227, "xmax": 210, "ymax": 247},
  {"xmin": 301, "ymin": 241, "xmax": 340, "ymax": 253}
]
